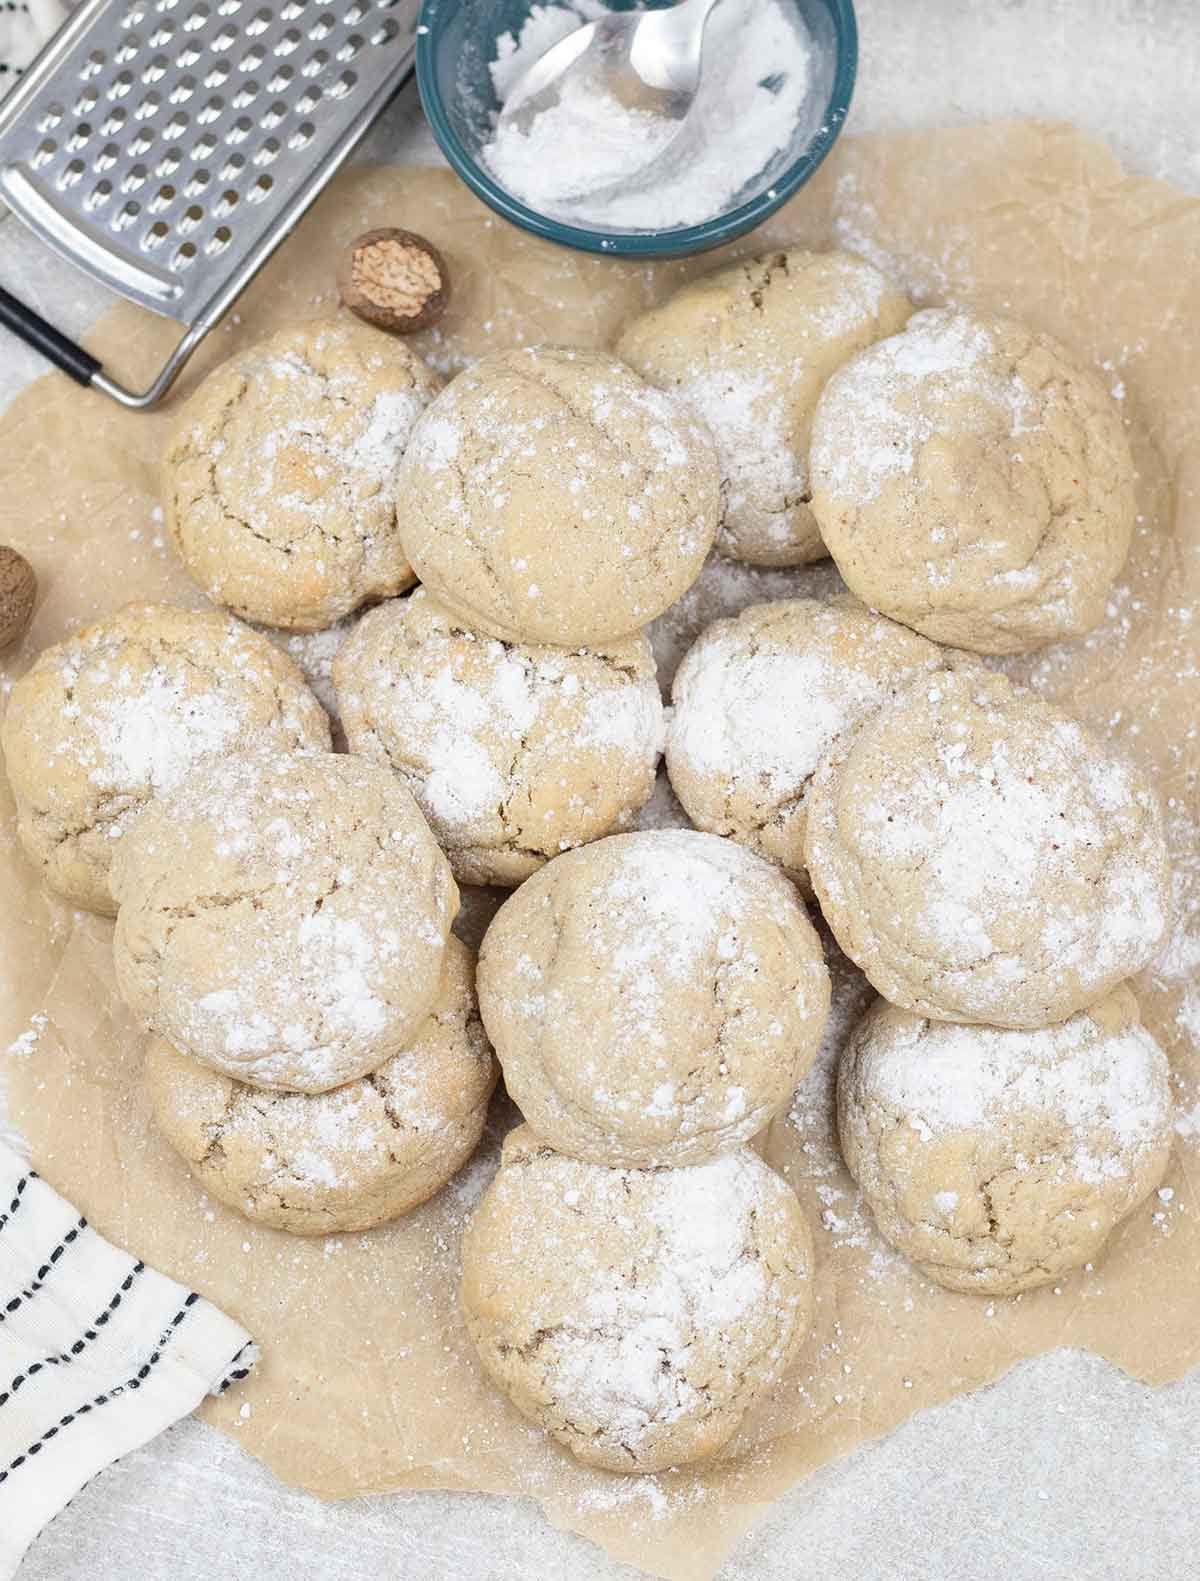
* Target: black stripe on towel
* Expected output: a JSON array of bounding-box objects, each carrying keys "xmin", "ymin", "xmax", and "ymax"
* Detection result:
[
  {"xmin": 217, "ymin": 1341, "xmax": 255, "ymax": 1392},
  {"xmin": 0, "ymin": 1293, "xmax": 202, "ymax": 1487},
  {"xmin": 0, "ymin": 1172, "xmax": 35, "ymax": 1236},
  {"xmin": 0, "ymin": 1262, "xmax": 146, "ymax": 1406},
  {"xmin": 0, "ymin": 1216, "xmax": 87, "ymax": 1322}
]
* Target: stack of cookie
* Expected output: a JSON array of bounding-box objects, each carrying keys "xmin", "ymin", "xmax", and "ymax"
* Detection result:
[
  {"xmin": 0, "ymin": 324, "xmax": 503, "ymax": 1238},
  {"xmin": 2, "ymin": 611, "xmax": 497, "ymax": 1233},
  {"xmin": 657, "ymin": 294, "xmax": 1174, "ymax": 1301},
  {"xmin": 0, "ymin": 243, "xmax": 1175, "ymax": 1477}
]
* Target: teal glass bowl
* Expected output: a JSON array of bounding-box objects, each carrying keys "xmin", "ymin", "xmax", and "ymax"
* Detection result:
[{"xmin": 416, "ymin": 0, "xmax": 857, "ymax": 259}]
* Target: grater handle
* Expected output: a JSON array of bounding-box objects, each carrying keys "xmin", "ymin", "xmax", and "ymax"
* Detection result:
[
  {"xmin": 0, "ymin": 285, "xmax": 101, "ymax": 387},
  {"xmin": 0, "ymin": 284, "xmax": 209, "ymax": 408}
]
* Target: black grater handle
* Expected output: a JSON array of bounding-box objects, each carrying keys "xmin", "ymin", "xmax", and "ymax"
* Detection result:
[{"xmin": 0, "ymin": 284, "xmax": 100, "ymax": 386}]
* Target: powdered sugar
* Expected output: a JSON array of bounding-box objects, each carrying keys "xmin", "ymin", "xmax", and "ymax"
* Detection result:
[
  {"xmin": 398, "ymin": 346, "xmax": 718, "ymax": 647},
  {"xmin": 598, "ymin": 829, "xmax": 798, "ymax": 986},
  {"xmin": 674, "ymin": 364, "xmax": 808, "ymax": 546},
  {"xmin": 487, "ymin": 0, "xmax": 607, "ymax": 101},
  {"xmin": 863, "ymin": 732, "xmax": 1105, "ymax": 955},
  {"xmin": 786, "ymin": 935, "xmax": 893, "ymax": 1268},
  {"xmin": 346, "ymin": 388, "xmax": 432, "ymax": 478},
  {"xmin": 631, "ymin": 768, "xmax": 693, "ymax": 833},
  {"xmin": 857, "ymin": 1010, "xmax": 1172, "ymax": 1183},
  {"xmin": 333, "ymin": 590, "xmax": 663, "ymax": 876},
  {"xmin": 486, "ymin": 70, "xmax": 680, "ymax": 210},
  {"xmin": 811, "ymin": 308, "xmax": 1036, "ymax": 502},
  {"xmin": 671, "ymin": 615, "xmax": 891, "ymax": 795},
  {"xmin": 265, "ymin": 616, "xmax": 354, "ymax": 727},
  {"xmin": 295, "ymin": 914, "xmax": 392, "ymax": 1041},
  {"xmin": 475, "ymin": 1143, "xmax": 807, "ymax": 1459},
  {"xmin": 114, "ymin": 752, "xmax": 455, "ymax": 1094},
  {"xmin": 90, "ymin": 669, "xmax": 246, "ymax": 794},
  {"xmin": 480, "ymin": 0, "xmax": 813, "ymax": 232},
  {"xmin": 810, "ymin": 670, "xmax": 1174, "ymax": 1021},
  {"xmin": 0, "ymin": 604, "xmax": 331, "ymax": 911},
  {"xmin": 560, "ymin": 1155, "xmax": 774, "ymax": 1424}
]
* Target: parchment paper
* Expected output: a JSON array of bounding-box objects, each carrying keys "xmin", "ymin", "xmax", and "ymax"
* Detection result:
[{"xmin": 1, "ymin": 122, "xmax": 1198, "ymax": 1581}]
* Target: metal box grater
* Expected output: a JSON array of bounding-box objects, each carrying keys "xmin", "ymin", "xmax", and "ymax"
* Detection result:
[{"xmin": 0, "ymin": 0, "xmax": 420, "ymax": 407}]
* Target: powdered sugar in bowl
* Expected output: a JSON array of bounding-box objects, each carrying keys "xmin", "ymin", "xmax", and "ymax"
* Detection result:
[{"xmin": 416, "ymin": 0, "xmax": 858, "ymax": 259}]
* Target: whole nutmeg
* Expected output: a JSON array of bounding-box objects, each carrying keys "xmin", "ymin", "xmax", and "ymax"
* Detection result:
[
  {"xmin": 337, "ymin": 228, "xmax": 451, "ymax": 335},
  {"xmin": 0, "ymin": 546, "xmax": 36, "ymax": 651}
]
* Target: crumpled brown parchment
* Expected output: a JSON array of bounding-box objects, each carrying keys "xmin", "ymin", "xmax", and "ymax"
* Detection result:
[{"xmin": 1, "ymin": 122, "xmax": 1197, "ymax": 1581}]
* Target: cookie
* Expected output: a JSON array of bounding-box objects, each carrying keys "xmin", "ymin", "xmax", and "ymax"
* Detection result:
[
  {"xmin": 394, "ymin": 346, "xmax": 720, "ymax": 646},
  {"xmin": 1, "ymin": 602, "xmax": 329, "ymax": 914},
  {"xmin": 163, "ymin": 319, "xmax": 441, "ymax": 630},
  {"xmin": 334, "ymin": 589, "xmax": 663, "ymax": 886},
  {"xmin": 461, "ymin": 1127, "xmax": 815, "ymax": 1471},
  {"xmin": 113, "ymin": 752, "xmax": 458, "ymax": 1093},
  {"xmin": 146, "ymin": 938, "xmax": 497, "ymax": 1234}
]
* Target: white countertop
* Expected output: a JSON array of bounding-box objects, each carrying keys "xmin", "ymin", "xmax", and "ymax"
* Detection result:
[{"xmin": 7, "ymin": 2, "xmax": 1200, "ymax": 1576}]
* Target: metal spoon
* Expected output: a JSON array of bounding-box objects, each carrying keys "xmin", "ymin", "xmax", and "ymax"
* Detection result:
[{"xmin": 498, "ymin": 0, "xmax": 724, "ymax": 144}]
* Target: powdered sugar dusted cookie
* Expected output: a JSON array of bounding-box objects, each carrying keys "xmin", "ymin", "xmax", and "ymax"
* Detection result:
[
  {"xmin": 334, "ymin": 589, "xmax": 663, "ymax": 886},
  {"xmin": 145, "ymin": 938, "xmax": 497, "ymax": 1234},
  {"xmin": 461, "ymin": 1126, "xmax": 815, "ymax": 1471},
  {"xmin": 113, "ymin": 752, "xmax": 458, "ymax": 1093},
  {"xmin": 1, "ymin": 603, "xmax": 330, "ymax": 914},
  {"xmin": 838, "ymin": 987, "xmax": 1173, "ymax": 1293},
  {"xmin": 618, "ymin": 249, "xmax": 911, "ymax": 566},
  {"xmin": 666, "ymin": 598, "xmax": 961, "ymax": 891},
  {"xmin": 163, "ymin": 319, "xmax": 441, "ymax": 631},
  {"xmin": 805, "ymin": 668, "xmax": 1171, "ymax": 1027},
  {"xmin": 394, "ymin": 346, "xmax": 720, "ymax": 646},
  {"xmin": 477, "ymin": 830, "xmax": 829, "ymax": 1166},
  {"xmin": 809, "ymin": 308, "xmax": 1135, "ymax": 654}
]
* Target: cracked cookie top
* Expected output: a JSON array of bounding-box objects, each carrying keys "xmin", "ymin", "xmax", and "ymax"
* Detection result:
[
  {"xmin": 0, "ymin": 602, "xmax": 330, "ymax": 915},
  {"xmin": 837, "ymin": 987, "xmax": 1173, "ymax": 1294},
  {"xmin": 112, "ymin": 751, "xmax": 458, "ymax": 1093},
  {"xmin": 805, "ymin": 668, "xmax": 1172, "ymax": 1027},
  {"xmin": 477, "ymin": 830, "xmax": 830, "ymax": 1167},
  {"xmin": 617, "ymin": 248, "xmax": 911, "ymax": 568},
  {"xmin": 809, "ymin": 308, "xmax": 1136, "ymax": 654},
  {"xmin": 460, "ymin": 1126, "xmax": 815, "ymax": 1472},
  {"xmin": 394, "ymin": 345, "xmax": 721, "ymax": 648},
  {"xmin": 333, "ymin": 588, "xmax": 664, "ymax": 888},
  {"xmin": 163, "ymin": 319, "xmax": 442, "ymax": 632},
  {"xmin": 145, "ymin": 937, "xmax": 498, "ymax": 1234},
  {"xmin": 666, "ymin": 596, "xmax": 959, "ymax": 893}
]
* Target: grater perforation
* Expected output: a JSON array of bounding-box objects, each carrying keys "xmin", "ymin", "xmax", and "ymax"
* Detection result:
[{"xmin": 0, "ymin": 0, "xmax": 419, "ymax": 407}]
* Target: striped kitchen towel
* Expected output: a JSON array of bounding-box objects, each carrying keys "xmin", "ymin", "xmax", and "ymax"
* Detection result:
[
  {"xmin": 0, "ymin": 1143, "xmax": 255, "ymax": 1578},
  {"xmin": 0, "ymin": 1, "xmax": 67, "ymax": 92}
]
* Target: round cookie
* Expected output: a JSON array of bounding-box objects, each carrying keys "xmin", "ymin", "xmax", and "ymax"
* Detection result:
[
  {"xmin": 112, "ymin": 752, "xmax": 458, "ymax": 1093},
  {"xmin": 461, "ymin": 1126, "xmax": 815, "ymax": 1471},
  {"xmin": 163, "ymin": 319, "xmax": 442, "ymax": 631},
  {"xmin": 334, "ymin": 589, "xmax": 664, "ymax": 887},
  {"xmin": 805, "ymin": 668, "xmax": 1171, "ymax": 1028},
  {"xmin": 145, "ymin": 938, "xmax": 498, "ymax": 1234},
  {"xmin": 837, "ymin": 988, "xmax": 1173, "ymax": 1293},
  {"xmin": 477, "ymin": 830, "xmax": 830, "ymax": 1166},
  {"xmin": 394, "ymin": 346, "xmax": 720, "ymax": 646},
  {"xmin": 617, "ymin": 249, "xmax": 911, "ymax": 567},
  {"xmin": 1, "ymin": 603, "xmax": 330, "ymax": 915},
  {"xmin": 809, "ymin": 308, "xmax": 1136, "ymax": 654},
  {"xmin": 666, "ymin": 597, "xmax": 962, "ymax": 891}
]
